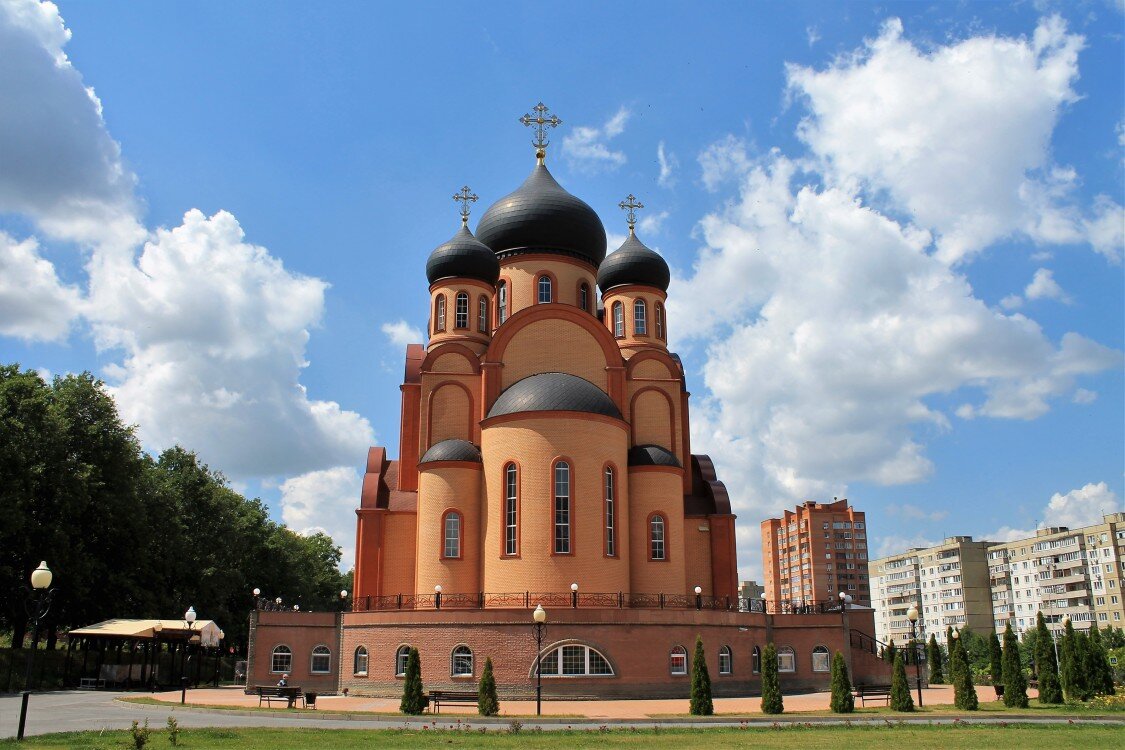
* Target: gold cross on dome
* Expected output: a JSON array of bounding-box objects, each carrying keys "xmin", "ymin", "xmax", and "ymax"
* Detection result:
[
  {"xmin": 519, "ymin": 102, "xmax": 562, "ymax": 161},
  {"xmin": 618, "ymin": 194, "xmax": 644, "ymax": 234},
  {"xmin": 452, "ymin": 185, "xmax": 478, "ymax": 226}
]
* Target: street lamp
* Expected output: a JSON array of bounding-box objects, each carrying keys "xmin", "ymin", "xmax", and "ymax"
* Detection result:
[
  {"xmin": 434, "ymin": 584, "xmax": 442, "ymax": 610},
  {"xmin": 533, "ymin": 604, "xmax": 547, "ymax": 716},
  {"xmin": 152, "ymin": 621, "xmax": 163, "ymax": 693},
  {"xmin": 181, "ymin": 606, "xmax": 197, "ymax": 704},
  {"xmin": 16, "ymin": 561, "xmax": 56, "ymax": 741},
  {"xmin": 760, "ymin": 591, "xmax": 767, "ymax": 614},
  {"xmin": 571, "ymin": 582, "xmax": 579, "ymax": 609},
  {"xmin": 694, "ymin": 585, "xmax": 703, "ymax": 610},
  {"xmin": 906, "ymin": 604, "xmax": 924, "ymax": 707},
  {"xmin": 339, "ymin": 589, "xmax": 349, "ymax": 612}
]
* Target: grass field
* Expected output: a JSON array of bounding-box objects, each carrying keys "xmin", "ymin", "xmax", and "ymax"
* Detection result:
[{"xmin": 1, "ymin": 724, "xmax": 1121, "ymax": 750}]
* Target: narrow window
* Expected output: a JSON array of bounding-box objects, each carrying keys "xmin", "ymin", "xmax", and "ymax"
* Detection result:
[
  {"xmin": 451, "ymin": 646, "xmax": 473, "ymax": 676},
  {"xmin": 271, "ymin": 645, "xmax": 292, "ymax": 673},
  {"xmin": 604, "ymin": 467, "xmax": 616, "ymax": 557},
  {"xmin": 656, "ymin": 303, "xmax": 665, "ymax": 339},
  {"xmin": 719, "ymin": 646, "xmax": 732, "ymax": 675},
  {"xmin": 311, "ymin": 645, "xmax": 331, "ymax": 674},
  {"xmin": 443, "ymin": 511, "xmax": 461, "ymax": 558},
  {"xmin": 478, "ymin": 296, "xmax": 488, "ymax": 332},
  {"xmin": 504, "ymin": 463, "xmax": 518, "ymax": 556},
  {"xmin": 634, "ymin": 298, "xmax": 647, "ymax": 335},
  {"xmin": 538, "ymin": 275, "xmax": 553, "ymax": 303},
  {"xmin": 579, "ymin": 282, "xmax": 589, "ymax": 312},
  {"xmin": 498, "ymin": 281, "xmax": 508, "ymax": 324},
  {"xmin": 554, "ymin": 461, "xmax": 571, "ymax": 554},
  {"xmin": 752, "ymin": 645, "xmax": 761, "ymax": 674},
  {"xmin": 353, "ymin": 646, "xmax": 368, "ymax": 675},
  {"xmin": 455, "ymin": 291, "xmax": 469, "ymax": 329},
  {"xmin": 612, "ymin": 302, "xmax": 624, "ymax": 337},
  {"xmin": 395, "ymin": 646, "xmax": 411, "ymax": 676},
  {"xmin": 435, "ymin": 295, "xmax": 446, "ymax": 332},
  {"xmin": 670, "ymin": 646, "xmax": 687, "ymax": 675},
  {"xmin": 650, "ymin": 514, "xmax": 666, "ymax": 560}
]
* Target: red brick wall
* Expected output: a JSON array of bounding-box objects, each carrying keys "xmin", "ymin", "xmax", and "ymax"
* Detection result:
[{"xmin": 247, "ymin": 611, "xmax": 341, "ymax": 694}]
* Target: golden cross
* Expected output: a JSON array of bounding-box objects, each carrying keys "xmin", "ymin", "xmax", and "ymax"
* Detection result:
[
  {"xmin": 618, "ymin": 194, "xmax": 644, "ymax": 234},
  {"xmin": 519, "ymin": 102, "xmax": 562, "ymax": 160},
  {"xmin": 452, "ymin": 186, "xmax": 478, "ymax": 226}
]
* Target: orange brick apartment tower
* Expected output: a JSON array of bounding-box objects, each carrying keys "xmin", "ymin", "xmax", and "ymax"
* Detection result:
[{"xmin": 762, "ymin": 499, "xmax": 870, "ymax": 608}]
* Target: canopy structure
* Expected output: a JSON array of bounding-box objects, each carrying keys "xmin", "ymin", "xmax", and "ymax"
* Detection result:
[{"xmin": 68, "ymin": 618, "xmax": 223, "ymax": 647}]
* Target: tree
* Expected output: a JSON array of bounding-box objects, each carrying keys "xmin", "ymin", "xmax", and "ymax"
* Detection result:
[
  {"xmin": 883, "ymin": 638, "xmax": 897, "ymax": 664},
  {"xmin": 988, "ymin": 631, "xmax": 1003, "ymax": 693},
  {"xmin": 400, "ymin": 647, "xmax": 425, "ymax": 714},
  {"xmin": 1073, "ymin": 630, "xmax": 1094, "ymax": 701},
  {"xmin": 760, "ymin": 643, "xmax": 783, "ymax": 714},
  {"xmin": 1059, "ymin": 618, "xmax": 1090, "ymax": 701},
  {"xmin": 890, "ymin": 652, "xmax": 914, "ymax": 711},
  {"xmin": 1001, "ymin": 622, "xmax": 1028, "ymax": 708},
  {"xmin": 951, "ymin": 634, "xmax": 978, "ymax": 710},
  {"xmin": 1087, "ymin": 621, "xmax": 1115, "ymax": 696},
  {"xmin": 829, "ymin": 651, "xmax": 853, "ymax": 713},
  {"xmin": 927, "ymin": 634, "xmax": 944, "ymax": 684},
  {"xmin": 1034, "ymin": 612, "xmax": 1063, "ymax": 704},
  {"xmin": 477, "ymin": 657, "xmax": 499, "ymax": 716},
  {"xmin": 689, "ymin": 635, "xmax": 713, "ymax": 715}
]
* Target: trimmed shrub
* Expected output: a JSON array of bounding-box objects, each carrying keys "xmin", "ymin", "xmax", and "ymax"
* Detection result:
[
  {"xmin": 760, "ymin": 643, "xmax": 783, "ymax": 714},
  {"xmin": 689, "ymin": 635, "xmax": 713, "ymax": 716},
  {"xmin": 829, "ymin": 651, "xmax": 854, "ymax": 713},
  {"xmin": 927, "ymin": 633, "xmax": 944, "ymax": 685},
  {"xmin": 1001, "ymin": 621, "xmax": 1028, "ymax": 708},
  {"xmin": 951, "ymin": 634, "xmax": 978, "ymax": 711},
  {"xmin": 399, "ymin": 647, "xmax": 425, "ymax": 715},
  {"xmin": 478, "ymin": 656, "xmax": 499, "ymax": 716},
  {"xmin": 890, "ymin": 652, "xmax": 914, "ymax": 712}
]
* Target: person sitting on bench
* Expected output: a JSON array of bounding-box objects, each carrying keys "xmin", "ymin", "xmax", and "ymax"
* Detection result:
[{"xmin": 277, "ymin": 674, "xmax": 289, "ymax": 688}]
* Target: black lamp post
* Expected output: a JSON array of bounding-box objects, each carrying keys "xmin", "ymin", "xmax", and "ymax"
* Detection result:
[
  {"xmin": 907, "ymin": 604, "xmax": 924, "ymax": 707},
  {"xmin": 694, "ymin": 585, "xmax": 703, "ymax": 610},
  {"xmin": 16, "ymin": 561, "xmax": 56, "ymax": 741},
  {"xmin": 571, "ymin": 583, "xmax": 578, "ymax": 609},
  {"xmin": 181, "ymin": 606, "xmax": 197, "ymax": 705},
  {"xmin": 532, "ymin": 604, "xmax": 546, "ymax": 716},
  {"xmin": 339, "ymin": 589, "xmax": 349, "ymax": 612}
]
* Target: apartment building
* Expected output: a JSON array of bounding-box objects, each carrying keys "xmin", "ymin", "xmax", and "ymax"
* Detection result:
[{"xmin": 761, "ymin": 498, "xmax": 870, "ymax": 606}]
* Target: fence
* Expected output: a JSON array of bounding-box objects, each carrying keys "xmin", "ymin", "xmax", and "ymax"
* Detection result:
[{"xmin": 0, "ymin": 646, "xmax": 242, "ymax": 693}]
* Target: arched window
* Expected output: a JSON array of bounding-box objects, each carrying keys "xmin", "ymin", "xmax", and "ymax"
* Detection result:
[
  {"xmin": 435, "ymin": 295, "xmax": 446, "ymax": 332},
  {"xmin": 455, "ymin": 291, "xmax": 469, "ymax": 329},
  {"xmin": 650, "ymin": 514, "xmax": 666, "ymax": 560},
  {"xmin": 719, "ymin": 645, "xmax": 733, "ymax": 675},
  {"xmin": 634, "ymin": 299, "xmax": 647, "ymax": 335},
  {"xmin": 353, "ymin": 646, "xmax": 369, "ymax": 675},
  {"xmin": 504, "ymin": 463, "xmax": 518, "ymax": 556},
  {"xmin": 271, "ymin": 645, "xmax": 292, "ymax": 673},
  {"xmin": 443, "ymin": 510, "xmax": 461, "ymax": 558},
  {"xmin": 752, "ymin": 645, "xmax": 761, "ymax": 674},
  {"xmin": 311, "ymin": 645, "xmax": 331, "ymax": 674},
  {"xmin": 538, "ymin": 644, "xmax": 614, "ymax": 676},
  {"xmin": 553, "ymin": 461, "xmax": 571, "ymax": 554},
  {"xmin": 669, "ymin": 645, "xmax": 688, "ymax": 675},
  {"xmin": 812, "ymin": 645, "xmax": 830, "ymax": 672},
  {"xmin": 451, "ymin": 645, "xmax": 473, "ymax": 676},
  {"xmin": 612, "ymin": 302, "xmax": 624, "ymax": 338},
  {"xmin": 604, "ymin": 466, "xmax": 616, "ymax": 557},
  {"xmin": 579, "ymin": 282, "xmax": 590, "ymax": 313},
  {"xmin": 395, "ymin": 645, "xmax": 411, "ymax": 677},
  {"xmin": 655, "ymin": 303, "xmax": 665, "ymax": 340},
  {"xmin": 478, "ymin": 295, "xmax": 489, "ymax": 332},
  {"xmin": 778, "ymin": 645, "xmax": 796, "ymax": 673},
  {"xmin": 497, "ymin": 281, "xmax": 508, "ymax": 324},
  {"xmin": 538, "ymin": 275, "xmax": 553, "ymax": 303}
]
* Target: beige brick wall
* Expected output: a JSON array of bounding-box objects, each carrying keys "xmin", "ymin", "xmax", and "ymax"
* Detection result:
[
  {"xmin": 426, "ymin": 381, "xmax": 473, "ymax": 444},
  {"xmin": 603, "ymin": 289, "xmax": 668, "ymax": 350},
  {"xmin": 381, "ymin": 512, "xmax": 417, "ymax": 596},
  {"xmin": 627, "ymin": 471, "xmax": 687, "ymax": 594},
  {"xmin": 416, "ymin": 466, "xmax": 483, "ymax": 595},
  {"xmin": 500, "ymin": 318, "xmax": 609, "ymax": 391},
  {"xmin": 628, "ymin": 387, "xmax": 676, "ymax": 451},
  {"xmin": 430, "ymin": 352, "xmax": 476, "ymax": 374},
  {"xmin": 683, "ymin": 515, "xmax": 715, "ymax": 597},
  {"xmin": 632, "ymin": 358, "xmax": 674, "ymax": 379},
  {"xmin": 501, "ymin": 257, "xmax": 597, "ymax": 318}
]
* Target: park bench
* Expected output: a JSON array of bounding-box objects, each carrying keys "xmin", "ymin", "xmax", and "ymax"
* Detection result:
[
  {"xmin": 852, "ymin": 684, "xmax": 892, "ymax": 706},
  {"xmin": 427, "ymin": 690, "xmax": 476, "ymax": 713},
  {"xmin": 256, "ymin": 685, "xmax": 303, "ymax": 708}
]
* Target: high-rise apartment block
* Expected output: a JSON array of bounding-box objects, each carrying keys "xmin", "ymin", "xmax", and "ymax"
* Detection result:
[{"xmin": 761, "ymin": 499, "xmax": 870, "ymax": 606}]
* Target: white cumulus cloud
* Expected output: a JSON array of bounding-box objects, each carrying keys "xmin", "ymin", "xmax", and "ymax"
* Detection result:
[
  {"xmin": 987, "ymin": 481, "xmax": 1120, "ymax": 541},
  {"xmin": 279, "ymin": 465, "xmax": 363, "ymax": 571},
  {"xmin": 561, "ymin": 107, "xmax": 630, "ymax": 173},
  {"xmin": 381, "ymin": 320, "xmax": 423, "ymax": 347},
  {"xmin": 0, "ymin": 231, "xmax": 82, "ymax": 341},
  {"xmin": 1024, "ymin": 267, "xmax": 1070, "ymax": 303}
]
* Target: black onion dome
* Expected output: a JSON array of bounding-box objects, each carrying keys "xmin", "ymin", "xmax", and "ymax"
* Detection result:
[
  {"xmin": 597, "ymin": 232, "xmax": 670, "ymax": 292},
  {"xmin": 425, "ymin": 226, "xmax": 500, "ymax": 285},
  {"xmin": 419, "ymin": 439, "xmax": 482, "ymax": 464},
  {"xmin": 487, "ymin": 372, "xmax": 621, "ymax": 419},
  {"xmin": 628, "ymin": 444, "xmax": 682, "ymax": 468},
  {"xmin": 475, "ymin": 164, "xmax": 607, "ymax": 266}
]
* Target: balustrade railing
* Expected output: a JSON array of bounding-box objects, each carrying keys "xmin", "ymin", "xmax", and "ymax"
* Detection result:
[{"xmin": 347, "ymin": 591, "xmax": 842, "ymax": 614}]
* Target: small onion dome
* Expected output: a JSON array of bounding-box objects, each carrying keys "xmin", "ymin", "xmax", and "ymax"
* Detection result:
[
  {"xmin": 487, "ymin": 372, "xmax": 621, "ymax": 420},
  {"xmin": 425, "ymin": 225, "xmax": 500, "ymax": 285},
  {"xmin": 628, "ymin": 444, "xmax": 682, "ymax": 468},
  {"xmin": 597, "ymin": 231, "xmax": 670, "ymax": 293},
  {"xmin": 476, "ymin": 164, "xmax": 607, "ymax": 266},
  {"xmin": 419, "ymin": 439, "xmax": 482, "ymax": 464}
]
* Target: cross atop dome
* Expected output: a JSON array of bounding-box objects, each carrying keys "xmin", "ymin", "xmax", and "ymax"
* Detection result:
[
  {"xmin": 618, "ymin": 194, "xmax": 644, "ymax": 235},
  {"xmin": 452, "ymin": 185, "xmax": 478, "ymax": 226},
  {"xmin": 519, "ymin": 102, "xmax": 561, "ymax": 163}
]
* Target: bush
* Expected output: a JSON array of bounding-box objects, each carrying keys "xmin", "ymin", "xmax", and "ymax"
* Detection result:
[
  {"xmin": 130, "ymin": 719, "xmax": 150, "ymax": 749},
  {"xmin": 760, "ymin": 643, "xmax": 783, "ymax": 714},
  {"xmin": 478, "ymin": 656, "xmax": 499, "ymax": 716},
  {"xmin": 1034, "ymin": 612, "xmax": 1063, "ymax": 704},
  {"xmin": 1002, "ymin": 622, "xmax": 1028, "ymax": 708},
  {"xmin": 399, "ymin": 647, "xmax": 425, "ymax": 715},
  {"xmin": 1087, "ymin": 621, "xmax": 1115, "ymax": 696},
  {"xmin": 927, "ymin": 633, "xmax": 944, "ymax": 685},
  {"xmin": 829, "ymin": 651, "xmax": 854, "ymax": 713},
  {"xmin": 166, "ymin": 716, "xmax": 179, "ymax": 746},
  {"xmin": 890, "ymin": 652, "xmax": 914, "ymax": 712},
  {"xmin": 951, "ymin": 634, "xmax": 978, "ymax": 711},
  {"xmin": 689, "ymin": 635, "xmax": 713, "ymax": 716}
]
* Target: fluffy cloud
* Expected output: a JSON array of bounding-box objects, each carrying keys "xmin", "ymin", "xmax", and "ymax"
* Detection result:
[
  {"xmin": 787, "ymin": 15, "xmax": 1122, "ymax": 264},
  {"xmin": 987, "ymin": 481, "xmax": 1119, "ymax": 541},
  {"xmin": 561, "ymin": 107, "xmax": 629, "ymax": 172},
  {"xmin": 279, "ymin": 466, "xmax": 362, "ymax": 571},
  {"xmin": 698, "ymin": 135, "xmax": 753, "ymax": 192},
  {"xmin": 657, "ymin": 141, "xmax": 679, "ymax": 188},
  {"xmin": 381, "ymin": 320, "xmax": 424, "ymax": 347},
  {"xmin": 0, "ymin": 231, "xmax": 81, "ymax": 340},
  {"xmin": 1024, "ymin": 267, "xmax": 1070, "ymax": 303}
]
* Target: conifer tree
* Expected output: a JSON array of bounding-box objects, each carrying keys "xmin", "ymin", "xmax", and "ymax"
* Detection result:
[
  {"xmin": 927, "ymin": 633, "xmax": 944, "ymax": 684},
  {"xmin": 1087, "ymin": 621, "xmax": 1115, "ymax": 696},
  {"xmin": 1001, "ymin": 622, "xmax": 1028, "ymax": 708},
  {"xmin": 829, "ymin": 651, "xmax": 854, "ymax": 713},
  {"xmin": 760, "ymin": 643, "xmax": 784, "ymax": 714},
  {"xmin": 399, "ymin": 647, "xmax": 425, "ymax": 715},
  {"xmin": 1034, "ymin": 612, "xmax": 1063, "ymax": 704},
  {"xmin": 988, "ymin": 631, "xmax": 1003, "ymax": 695},
  {"xmin": 1073, "ymin": 630, "xmax": 1093, "ymax": 701},
  {"xmin": 477, "ymin": 657, "xmax": 499, "ymax": 716},
  {"xmin": 890, "ymin": 652, "xmax": 914, "ymax": 712},
  {"xmin": 689, "ymin": 635, "xmax": 713, "ymax": 715},
  {"xmin": 1059, "ymin": 618, "xmax": 1081, "ymax": 701},
  {"xmin": 951, "ymin": 633, "xmax": 978, "ymax": 710},
  {"xmin": 883, "ymin": 638, "xmax": 897, "ymax": 664}
]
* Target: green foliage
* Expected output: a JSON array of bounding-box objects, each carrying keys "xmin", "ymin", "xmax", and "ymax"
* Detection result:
[
  {"xmin": 1103, "ymin": 626, "xmax": 1125, "ymax": 649},
  {"xmin": 889, "ymin": 652, "xmax": 914, "ymax": 711},
  {"xmin": 477, "ymin": 657, "xmax": 499, "ymax": 716},
  {"xmin": 760, "ymin": 643, "xmax": 783, "ymax": 714},
  {"xmin": 882, "ymin": 638, "xmax": 896, "ymax": 664},
  {"xmin": 166, "ymin": 716, "xmax": 180, "ymax": 746},
  {"xmin": 927, "ymin": 633, "xmax": 943, "ymax": 684},
  {"xmin": 950, "ymin": 634, "xmax": 978, "ymax": 710},
  {"xmin": 1087, "ymin": 621, "xmax": 1115, "ymax": 696},
  {"xmin": 956, "ymin": 626, "xmax": 991, "ymax": 677},
  {"xmin": 1034, "ymin": 612, "xmax": 1063, "ymax": 704},
  {"xmin": 1059, "ymin": 618, "xmax": 1092, "ymax": 702},
  {"xmin": 399, "ymin": 647, "xmax": 424, "ymax": 715},
  {"xmin": 988, "ymin": 631, "xmax": 1003, "ymax": 686},
  {"xmin": 1001, "ymin": 622, "xmax": 1028, "ymax": 708},
  {"xmin": 829, "ymin": 651, "xmax": 854, "ymax": 713},
  {"xmin": 130, "ymin": 719, "xmax": 151, "ymax": 749},
  {"xmin": 689, "ymin": 635, "xmax": 713, "ymax": 715}
]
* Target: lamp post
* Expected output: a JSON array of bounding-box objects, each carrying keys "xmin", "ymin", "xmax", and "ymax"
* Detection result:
[
  {"xmin": 532, "ymin": 604, "xmax": 546, "ymax": 716},
  {"xmin": 694, "ymin": 585, "xmax": 703, "ymax": 610},
  {"xmin": 16, "ymin": 561, "xmax": 56, "ymax": 741},
  {"xmin": 760, "ymin": 591, "xmax": 767, "ymax": 614},
  {"xmin": 152, "ymin": 621, "xmax": 163, "ymax": 692},
  {"xmin": 571, "ymin": 582, "xmax": 578, "ymax": 609},
  {"xmin": 181, "ymin": 606, "xmax": 197, "ymax": 704},
  {"xmin": 434, "ymin": 585, "xmax": 442, "ymax": 610},
  {"xmin": 339, "ymin": 589, "xmax": 349, "ymax": 611},
  {"xmin": 906, "ymin": 604, "xmax": 924, "ymax": 707}
]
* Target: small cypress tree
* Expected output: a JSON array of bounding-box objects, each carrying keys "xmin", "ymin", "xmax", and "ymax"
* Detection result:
[
  {"xmin": 1087, "ymin": 621, "xmax": 1115, "ymax": 695},
  {"xmin": 1034, "ymin": 613, "xmax": 1063, "ymax": 704},
  {"xmin": 890, "ymin": 652, "xmax": 914, "ymax": 712},
  {"xmin": 689, "ymin": 635, "xmax": 713, "ymax": 716},
  {"xmin": 988, "ymin": 631, "xmax": 1003, "ymax": 692},
  {"xmin": 829, "ymin": 651, "xmax": 854, "ymax": 713},
  {"xmin": 399, "ymin": 647, "xmax": 425, "ymax": 715},
  {"xmin": 1001, "ymin": 622, "xmax": 1028, "ymax": 708},
  {"xmin": 951, "ymin": 635, "xmax": 978, "ymax": 710},
  {"xmin": 1060, "ymin": 618, "xmax": 1080, "ymax": 701},
  {"xmin": 927, "ymin": 633, "xmax": 944, "ymax": 684},
  {"xmin": 760, "ymin": 643, "xmax": 783, "ymax": 714},
  {"xmin": 477, "ymin": 657, "xmax": 499, "ymax": 716},
  {"xmin": 1073, "ymin": 631, "xmax": 1093, "ymax": 701}
]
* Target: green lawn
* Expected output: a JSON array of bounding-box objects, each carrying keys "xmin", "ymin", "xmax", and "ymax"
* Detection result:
[{"xmin": 1, "ymin": 725, "xmax": 1121, "ymax": 750}]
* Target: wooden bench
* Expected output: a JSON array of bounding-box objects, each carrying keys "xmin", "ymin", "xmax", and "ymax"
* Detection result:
[
  {"xmin": 852, "ymin": 684, "xmax": 892, "ymax": 706},
  {"xmin": 256, "ymin": 685, "xmax": 303, "ymax": 708},
  {"xmin": 427, "ymin": 690, "xmax": 476, "ymax": 713}
]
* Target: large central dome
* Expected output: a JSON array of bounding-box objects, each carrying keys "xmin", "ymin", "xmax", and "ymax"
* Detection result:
[{"xmin": 475, "ymin": 163, "xmax": 607, "ymax": 267}]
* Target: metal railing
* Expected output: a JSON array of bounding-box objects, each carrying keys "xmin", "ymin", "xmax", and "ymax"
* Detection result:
[{"xmin": 349, "ymin": 591, "xmax": 844, "ymax": 614}]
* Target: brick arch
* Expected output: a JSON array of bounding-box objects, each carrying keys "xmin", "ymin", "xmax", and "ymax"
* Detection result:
[
  {"xmin": 629, "ymin": 386, "xmax": 676, "ymax": 450},
  {"xmin": 422, "ymin": 342, "xmax": 481, "ymax": 375},
  {"xmin": 426, "ymin": 380, "xmax": 474, "ymax": 446},
  {"xmin": 486, "ymin": 303, "xmax": 622, "ymax": 368},
  {"xmin": 626, "ymin": 349, "xmax": 682, "ymax": 379}
]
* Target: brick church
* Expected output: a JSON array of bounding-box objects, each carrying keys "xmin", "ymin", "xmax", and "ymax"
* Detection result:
[{"xmin": 247, "ymin": 105, "xmax": 889, "ymax": 699}]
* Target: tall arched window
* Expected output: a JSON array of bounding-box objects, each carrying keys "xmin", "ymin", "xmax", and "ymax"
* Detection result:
[
  {"xmin": 395, "ymin": 645, "xmax": 411, "ymax": 676},
  {"xmin": 435, "ymin": 295, "xmax": 446, "ymax": 332},
  {"xmin": 604, "ymin": 466, "xmax": 616, "ymax": 557},
  {"xmin": 538, "ymin": 275, "xmax": 553, "ymax": 303},
  {"xmin": 752, "ymin": 645, "xmax": 762, "ymax": 674},
  {"xmin": 553, "ymin": 461, "xmax": 571, "ymax": 554},
  {"xmin": 812, "ymin": 645, "xmax": 830, "ymax": 672},
  {"xmin": 504, "ymin": 463, "xmax": 518, "ymax": 556},
  {"xmin": 311, "ymin": 645, "xmax": 331, "ymax": 674},
  {"xmin": 455, "ymin": 291, "xmax": 469, "ymax": 329},
  {"xmin": 655, "ymin": 303, "xmax": 665, "ymax": 340},
  {"xmin": 634, "ymin": 298, "xmax": 647, "ymax": 335},
  {"xmin": 650, "ymin": 514, "xmax": 666, "ymax": 560},
  {"xmin": 669, "ymin": 645, "xmax": 688, "ymax": 675},
  {"xmin": 612, "ymin": 302, "xmax": 624, "ymax": 338},
  {"xmin": 478, "ymin": 296, "xmax": 489, "ymax": 332},
  {"xmin": 498, "ymin": 281, "xmax": 508, "ymax": 324},
  {"xmin": 778, "ymin": 645, "xmax": 796, "ymax": 673},
  {"xmin": 719, "ymin": 645, "xmax": 733, "ymax": 675},
  {"xmin": 271, "ymin": 645, "xmax": 292, "ymax": 673},
  {"xmin": 443, "ymin": 510, "xmax": 461, "ymax": 558},
  {"xmin": 579, "ymin": 282, "xmax": 590, "ymax": 313},
  {"xmin": 353, "ymin": 646, "xmax": 369, "ymax": 675},
  {"xmin": 451, "ymin": 645, "xmax": 473, "ymax": 676}
]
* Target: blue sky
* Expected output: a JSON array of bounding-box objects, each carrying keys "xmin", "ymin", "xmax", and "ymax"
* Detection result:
[{"xmin": 1, "ymin": 0, "xmax": 1122, "ymax": 580}]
